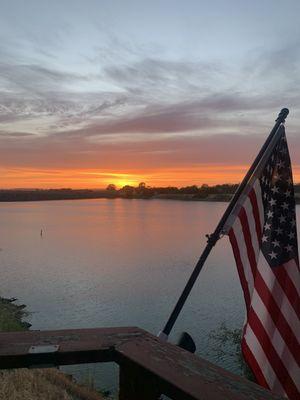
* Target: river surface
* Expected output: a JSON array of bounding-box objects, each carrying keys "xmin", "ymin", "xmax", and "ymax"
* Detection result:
[{"xmin": 0, "ymin": 198, "xmax": 286, "ymax": 394}]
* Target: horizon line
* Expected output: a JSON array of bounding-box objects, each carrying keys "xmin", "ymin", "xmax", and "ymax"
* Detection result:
[{"xmin": 2, "ymin": 182, "xmax": 300, "ymax": 191}]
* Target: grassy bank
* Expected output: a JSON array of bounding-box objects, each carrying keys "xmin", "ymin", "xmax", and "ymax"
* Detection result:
[
  {"xmin": 0, "ymin": 297, "xmax": 31, "ymax": 332},
  {"xmin": 0, "ymin": 297, "xmax": 105, "ymax": 400}
]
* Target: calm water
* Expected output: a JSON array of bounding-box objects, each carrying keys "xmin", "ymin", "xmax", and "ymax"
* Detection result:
[{"xmin": 0, "ymin": 198, "xmax": 263, "ymax": 392}]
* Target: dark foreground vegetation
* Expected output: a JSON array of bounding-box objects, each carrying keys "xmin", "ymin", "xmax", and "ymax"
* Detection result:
[{"xmin": 2, "ymin": 182, "xmax": 300, "ymax": 203}]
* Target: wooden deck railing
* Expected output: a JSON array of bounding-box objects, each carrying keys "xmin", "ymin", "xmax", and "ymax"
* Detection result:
[{"xmin": 0, "ymin": 327, "xmax": 283, "ymax": 399}]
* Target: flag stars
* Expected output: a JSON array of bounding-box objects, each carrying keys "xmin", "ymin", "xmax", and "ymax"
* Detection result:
[
  {"xmin": 267, "ymin": 210, "xmax": 274, "ymax": 219},
  {"xmin": 279, "ymin": 215, "xmax": 286, "ymax": 224},
  {"xmin": 285, "ymin": 190, "xmax": 291, "ymax": 198},
  {"xmin": 259, "ymin": 133, "xmax": 297, "ymax": 267},
  {"xmin": 269, "ymin": 251, "xmax": 277, "ymax": 259},
  {"xmin": 288, "ymin": 232, "xmax": 295, "ymax": 240},
  {"xmin": 262, "ymin": 235, "xmax": 268, "ymax": 243},
  {"xmin": 271, "ymin": 186, "xmax": 279, "ymax": 194},
  {"xmin": 273, "ymin": 174, "xmax": 281, "ymax": 181},
  {"xmin": 272, "ymin": 239, "xmax": 280, "ymax": 248},
  {"xmin": 277, "ymin": 160, "xmax": 285, "ymax": 169},
  {"xmin": 264, "ymin": 222, "xmax": 271, "ymax": 231}
]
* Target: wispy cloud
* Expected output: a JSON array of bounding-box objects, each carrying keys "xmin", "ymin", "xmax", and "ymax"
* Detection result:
[{"xmin": 1, "ymin": 126, "xmax": 299, "ymax": 170}]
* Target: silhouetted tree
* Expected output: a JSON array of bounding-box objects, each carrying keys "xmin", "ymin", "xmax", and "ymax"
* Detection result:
[
  {"xmin": 119, "ymin": 185, "xmax": 135, "ymax": 198},
  {"xmin": 106, "ymin": 184, "xmax": 117, "ymax": 192},
  {"xmin": 179, "ymin": 185, "xmax": 199, "ymax": 194}
]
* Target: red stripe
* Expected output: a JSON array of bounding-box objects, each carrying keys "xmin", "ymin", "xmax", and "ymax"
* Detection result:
[
  {"xmin": 248, "ymin": 189, "xmax": 262, "ymax": 244},
  {"xmin": 237, "ymin": 204, "xmax": 300, "ymax": 363},
  {"xmin": 229, "ymin": 228, "xmax": 251, "ymax": 312},
  {"xmin": 238, "ymin": 208, "xmax": 257, "ymax": 277},
  {"xmin": 255, "ymin": 272, "xmax": 300, "ymax": 366},
  {"xmin": 241, "ymin": 337, "xmax": 269, "ymax": 389},
  {"xmin": 249, "ymin": 310, "xmax": 300, "ymax": 399},
  {"xmin": 272, "ymin": 266, "xmax": 300, "ymax": 318},
  {"xmin": 228, "ymin": 186, "xmax": 300, "ymax": 397}
]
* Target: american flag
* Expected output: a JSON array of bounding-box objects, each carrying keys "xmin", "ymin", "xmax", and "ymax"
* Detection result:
[{"xmin": 224, "ymin": 124, "xmax": 300, "ymax": 399}]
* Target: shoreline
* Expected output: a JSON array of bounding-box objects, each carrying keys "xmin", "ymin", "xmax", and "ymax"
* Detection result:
[
  {"xmin": 0, "ymin": 297, "xmax": 31, "ymax": 332},
  {"xmin": 1, "ymin": 194, "xmax": 300, "ymax": 204},
  {"xmin": 2, "ymin": 185, "xmax": 300, "ymax": 204}
]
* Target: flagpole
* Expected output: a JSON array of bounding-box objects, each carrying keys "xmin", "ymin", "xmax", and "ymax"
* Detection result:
[{"xmin": 158, "ymin": 108, "xmax": 289, "ymax": 340}]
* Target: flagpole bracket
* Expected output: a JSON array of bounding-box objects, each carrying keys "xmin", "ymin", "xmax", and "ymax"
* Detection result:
[{"xmin": 205, "ymin": 233, "xmax": 220, "ymax": 246}]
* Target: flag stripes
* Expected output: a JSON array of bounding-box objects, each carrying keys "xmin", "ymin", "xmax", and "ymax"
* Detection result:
[
  {"xmin": 228, "ymin": 158, "xmax": 300, "ymax": 398},
  {"xmin": 241, "ymin": 337, "xmax": 269, "ymax": 388},
  {"xmin": 251, "ymin": 290, "xmax": 299, "ymax": 382},
  {"xmin": 273, "ymin": 261, "xmax": 300, "ymax": 309}
]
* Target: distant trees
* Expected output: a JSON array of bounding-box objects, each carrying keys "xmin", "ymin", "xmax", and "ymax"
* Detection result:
[
  {"xmin": 106, "ymin": 184, "xmax": 117, "ymax": 192},
  {"xmin": 0, "ymin": 182, "xmax": 272, "ymax": 203},
  {"xmin": 196, "ymin": 184, "xmax": 210, "ymax": 198},
  {"xmin": 135, "ymin": 182, "xmax": 154, "ymax": 198},
  {"xmin": 102, "ymin": 182, "xmax": 240, "ymax": 200},
  {"xmin": 179, "ymin": 185, "xmax": 198, "ymax": 194},
  {"xmin": 138, "ymin": 182, "xmax": 146, "ymax": 189},
  {"xmin": 115, "ymin": 182, "xmax": 238, "ymax": 199},
  {"xmin": 119, "ymin": 185, "xmax": 135, "ymax": 198}
]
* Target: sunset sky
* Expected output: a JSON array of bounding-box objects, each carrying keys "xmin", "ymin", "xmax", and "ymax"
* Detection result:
[{"xmin": 1, "ymin": 0, "xmax": 300, "ymax": 188}]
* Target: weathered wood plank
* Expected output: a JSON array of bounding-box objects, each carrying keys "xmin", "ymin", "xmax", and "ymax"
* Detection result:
[
  {"xmin": 0, "ymin": 327, "xmax": 283, "ymax": 400},
  {"xmin": 0, "ymin": 327, "xmax": 144, "ymax": 368},
  {"xmin": 115, "ymin": 333, "xmax": 284, "ymax": 400}
]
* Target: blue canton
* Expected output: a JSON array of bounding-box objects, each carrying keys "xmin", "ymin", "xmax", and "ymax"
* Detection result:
[{"xmin": 260, "ymin": 128, "xmax": 298, "ymax": 267}]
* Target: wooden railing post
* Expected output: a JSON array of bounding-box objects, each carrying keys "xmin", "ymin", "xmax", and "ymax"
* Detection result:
[{"xmin": 119, "ymin": 362, "xmax": 160, "ymax": 400}]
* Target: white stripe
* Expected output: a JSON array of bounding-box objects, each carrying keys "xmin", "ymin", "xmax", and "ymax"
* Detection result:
[
  {"xmin": 284, "ymin": 259, "xmax": 300, "ymax": 298},
  {"xmin": 232, "ymin": 217, "xmax": 255, "ymax": 295},
  {"xmin": 244, "ymin": 325, "xmax": 286, "ymax": 396},
  {"xmin": 253, "ymin": 180, "xmax": 264, "ymax": 231},
  {"xmin": 243, "ymin": 198, "xmax": 260, "ymax": 262},
  {"xmin": 251, "ymin": 289, "xmax": 300, "ymax": 390},
  {"xmin": 257, "ymin": 254, "xmax": 300, "ymax": 339}
]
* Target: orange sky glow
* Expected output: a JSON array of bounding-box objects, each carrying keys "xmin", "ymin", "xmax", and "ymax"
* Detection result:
[
  {"xmin": 2, "ymin": 2, "xmax": 300, "ymax": 191},
  {"xmin": 2, "ymin": 164, "xmax": 300, "ymax": 189}
]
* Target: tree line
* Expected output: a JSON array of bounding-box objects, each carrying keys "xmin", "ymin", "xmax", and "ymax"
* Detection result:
[
  {"xmin": 106, "ymin": 182, "xmax": 240, "ymax": 199},
  {"xmin": 107, "ymin": 182, "xmax": 300, "ymax": 199},
  {"xmin": 1, "ymin": 182, "xmax": 299, "ymax": 202}
]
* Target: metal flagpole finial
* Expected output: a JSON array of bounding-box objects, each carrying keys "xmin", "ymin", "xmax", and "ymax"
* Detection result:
[{"xmin": 276, "ymin": 108, "xmax": 289, "ymax": 123}]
